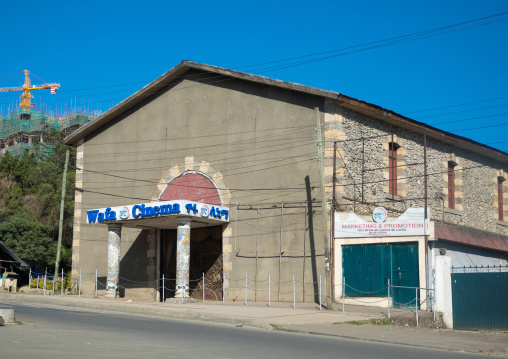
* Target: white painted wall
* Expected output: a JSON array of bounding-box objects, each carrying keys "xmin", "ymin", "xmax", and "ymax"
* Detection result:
[{"xmin": 435, "ymin": 255, "xmax": 453, "ymax": 329}]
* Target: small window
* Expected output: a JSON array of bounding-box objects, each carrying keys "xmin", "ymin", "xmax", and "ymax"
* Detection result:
[
  {"xmin": 389, "ymin": 143, "xmax": 399, "ymax": 195},
  {"xmin": 499, "ymin": 177, "xmax": 505, "ymax": 221},
  {"xmin": 448, "ymin": 162, "xmax": 456, "ymax": 209}
]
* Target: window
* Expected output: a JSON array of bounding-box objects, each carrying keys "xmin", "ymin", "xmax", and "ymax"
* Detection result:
[
  {"xmin": 448, "ymin": 161, "xmax": 456, "ymax": 209},
  {"xmin": 499, "ymin": 177, "xmax": 505, "ymax": 221},
  {"xmin": 389, "ymin": 143, "xmax": 399, "ymax": 195}
]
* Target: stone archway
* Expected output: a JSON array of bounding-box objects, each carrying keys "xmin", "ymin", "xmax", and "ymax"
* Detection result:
[
  {"xmin": 159, "ymin": 171, "xmax": 222, "ymax": 205},
  {"xmin": 153, "ymin": 157, "xmax": 233, "ymax": 300},
  {"xmin": 151, "ymin": 157, "xmax": 230, "ymax": 206}
]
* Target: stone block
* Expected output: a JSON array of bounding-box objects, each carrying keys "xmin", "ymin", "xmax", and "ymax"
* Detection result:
[
  {"xmin": 184, "ymin": 156, "xmax": 194, "ymax": 170},
  {"xmin": 0, "ymin": 309, "xmax": 15, "ymax": 324}
]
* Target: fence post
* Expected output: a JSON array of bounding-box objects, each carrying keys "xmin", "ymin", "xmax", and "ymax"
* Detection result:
[
  {"xmin": 319, "ymin": 275, "xmax": 322, "ymax": 311},
  {"xmin": 433, "ymin": 289, "xmax": 436, "ymax": 322},
  {"xmin": 222, "ymin": 272, "xmax": 225, "ymax": 305},
  {"xmin": 426, "ymin": 287, "xmax": 429, "ymax": 312},
  {"xmin": 162, "ymin": 274, "xmax": 165, "ymax": 303},
  {"xmin": 95, "ymin": 268, "xmax": 98, "ymax": 297},
  {"xmin": 28, "ymin": 269, "xmax": 31, "ymax": 293},
  {"xmin": 53, "ymin": 272, "xmax": 56, "ymax": 294},
  {"xmin": 268, "ymin": 274, "xmax": 271, "ymax": 307},
  {"xmin": 61, "ymin": 268, "xmax": 64, "ymax": 296},
  {"xmin": 44, "ymin": 271, "xmax": 47, "ymax": 296},
  {"xmin": 244, "ymin": 272, "xmax": 247, "ymax": 306},
  {"xmin": 342, "ymin": 277, "xmax": 345, "ymax": 313},
  {"xmin": 202, "ymin": 273, "xmax": 205, "ymax": 304},
  {"xmin": 37, "ymin": 275, "xmax": 39, "ymax": 290},
  {"xmin": 293, "ymin": 274, "xmax": 295, "ymax": 309},
  {"xmin": 387, "ymin": 278, "xmax": 390, "ymax": 318},
  {"xmin": 79, "ymin": 268, "xmax": 82, "ymax": 297},
  {"xmin": 415, "ymin": 287, "xmax": 418, "ymax": 327}
]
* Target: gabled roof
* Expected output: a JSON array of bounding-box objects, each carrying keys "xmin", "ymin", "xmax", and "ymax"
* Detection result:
[
  {"xmin": 64, "ymin": 61, "xmax": 508, "ymax": 164},
  {"xmin": 0, "ymin": 241, "xmax": 29, "ymax": 271}
]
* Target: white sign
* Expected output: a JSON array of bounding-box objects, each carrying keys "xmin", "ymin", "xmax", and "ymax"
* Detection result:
[{"xmin": 335, "ymin": 208, "xmax": 428, "ymax": 238}]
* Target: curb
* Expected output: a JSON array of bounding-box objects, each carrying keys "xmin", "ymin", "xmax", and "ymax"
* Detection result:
[
  {"xmin": 273, "ymin": 327, "xmax": 507, "ymax": 357},
  {"xmin": 0, "ymin": 293, "xmax": 273, "ymax": 331}
]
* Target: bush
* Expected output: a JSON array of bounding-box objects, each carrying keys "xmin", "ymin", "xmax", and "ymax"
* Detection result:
[{"xmin": 30, "ymin": 273, "xmax": 72, "ymax": 291}]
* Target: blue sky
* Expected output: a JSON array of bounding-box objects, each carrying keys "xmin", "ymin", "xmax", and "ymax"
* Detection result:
[{"xmin": 1, "ymin": 1, "xmax": 507, "ymax": 151}]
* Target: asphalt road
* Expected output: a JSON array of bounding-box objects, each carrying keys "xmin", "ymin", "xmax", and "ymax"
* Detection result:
[{"xmin": 0, "ymin": 301, "xmax": 485, "ymax": 359}]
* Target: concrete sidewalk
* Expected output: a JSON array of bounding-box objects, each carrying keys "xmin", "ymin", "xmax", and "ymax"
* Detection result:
[{"xmin": 1, "ymin": 292, "xmax": 507, "ymax": 357}]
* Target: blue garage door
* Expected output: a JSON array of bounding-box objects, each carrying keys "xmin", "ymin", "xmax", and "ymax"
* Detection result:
[
  {"xmin": 342, "ymin": 243, "xmax": 419, "ymax": 308},
  {"xmin": 452, "ymin": 271, "xmax": 508, "ymax": 330}
]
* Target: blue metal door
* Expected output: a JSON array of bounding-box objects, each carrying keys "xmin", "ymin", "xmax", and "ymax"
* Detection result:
[
  {"xmin": 390, "ymin": 243, "xmax": 419, "ymax": 308},
  {"xmin": 452, "ymin": 272, "xmax": 508, "ymax": 330},
  {"xmin": 342, "ymin": 242, "xmax": 419, "ymax": 308},
  {"xmin": 342, "ymin": 244, "xmax": 389, "ymax": 297}
]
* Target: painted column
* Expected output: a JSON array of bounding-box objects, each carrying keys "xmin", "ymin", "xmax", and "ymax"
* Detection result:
[
  {"xmin": 105, "ymin": 223, "xmax": 122, "ymax": 298},
  {"xmin": 175, "ymin": 217, "xmax": 191, "ymax": 298}
]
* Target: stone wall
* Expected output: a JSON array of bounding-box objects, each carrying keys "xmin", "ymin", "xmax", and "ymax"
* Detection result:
[{"xmin": 324, "ymin": 99, "xmax": 508, "ymax": 236}]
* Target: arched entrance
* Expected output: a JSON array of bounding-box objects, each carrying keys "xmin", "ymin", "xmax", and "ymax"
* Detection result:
[
  {"xmin": 161, "ymin": 226, "xmax": 222, "ymax": 301},
  {"xmin": 159, "ymin": 171, "xmax": 224, "ymax": 301}
]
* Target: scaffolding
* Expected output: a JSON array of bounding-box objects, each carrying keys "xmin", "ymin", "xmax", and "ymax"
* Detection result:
[
  {"xmin": 59, "ymin": 113, "xmax": 94, "ymax": 135},
  {"xmin": 0, "ymin": 109, "xmax": 96, "ymax": 157}
]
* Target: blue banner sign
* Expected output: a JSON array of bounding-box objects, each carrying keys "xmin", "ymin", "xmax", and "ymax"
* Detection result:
[{"xmin": 86, "ymin": 200, "xmax": 229, "ymax": 224}]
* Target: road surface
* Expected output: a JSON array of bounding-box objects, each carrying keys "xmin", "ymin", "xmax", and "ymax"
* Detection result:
[{"xmin": 0, "ymin": 301, "xmax": 484, "ymax": 358}]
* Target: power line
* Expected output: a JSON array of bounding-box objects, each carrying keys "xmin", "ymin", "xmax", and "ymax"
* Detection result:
[
  {"xmin": 402, "ymin": 96, "xmax": 508, "ymax": 114},
  {"xmin": 414, "ymin": 103, "xmax": 508, "ymax": 119},
  {"xmin": 2, "ymin": 11, "xmax": 507, "ymax": 112}
]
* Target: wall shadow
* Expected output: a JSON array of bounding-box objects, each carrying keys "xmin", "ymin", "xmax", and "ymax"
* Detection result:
[{"xmin": 305, "ymin": 175, "xmax": 319, "ymax": 303}]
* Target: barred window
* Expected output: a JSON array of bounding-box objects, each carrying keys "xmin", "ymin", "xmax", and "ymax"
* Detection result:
[
  {"xmin": 448, "ymin": 162, "xmax": 457, "ymax": 209},
  {"xmin": 499, "ymin": 177, "xmax": 505, "ymax": 221},
  {"xmin": 389, "ymin": 143, "xmax": 399, "ymax": 195}
]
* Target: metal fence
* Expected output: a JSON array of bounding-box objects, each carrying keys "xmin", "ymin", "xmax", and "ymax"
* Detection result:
[
  {"xmin": 26, "ymin": 269, "xmax": 436, "ymax": 326},
  {"xmin": 28, "ymin": 268, "xmax": 79, "ymax": 296},
  {"xmin": 339, "ymin": 277, "xmax": 435, "ymax": 326},
  {"xmin": 451, "ymin": 264, "xmax": 508, "ymax": 273}
]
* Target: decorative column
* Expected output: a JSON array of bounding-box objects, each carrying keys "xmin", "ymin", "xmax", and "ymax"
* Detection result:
[
  {"xmin": 105, "ymin": 223, "xmax": 122, "ymax": 299},
  {"xmin": 175, "ymin": 217, "xmax": 191, "ymax": 298}
]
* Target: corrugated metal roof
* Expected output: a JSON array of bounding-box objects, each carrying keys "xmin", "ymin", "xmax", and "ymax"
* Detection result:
[
  {"xmin": 435, "ymin": 223, "xmax": 508, "ymax": 253},
  {"xmin": 64, "ymin": 61, "xmax": 508, "ymax": 164},
  {"xmin": 0, "ymin": 241, "xmax": 29, "ymax": 270}
]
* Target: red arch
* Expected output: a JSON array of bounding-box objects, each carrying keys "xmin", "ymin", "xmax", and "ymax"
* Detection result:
[{"xmin": 159, "ymin": 172, "xmax": 221, "ymax": 206}]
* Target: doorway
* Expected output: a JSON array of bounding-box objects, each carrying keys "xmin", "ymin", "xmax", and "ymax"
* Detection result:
[
  {"xmin": 160, "ymin": 225, "xmax": 223, "ymax": 301},
  {"xmin": 342, "ymin": 242, "xmax": 419, "ymax": 308}
]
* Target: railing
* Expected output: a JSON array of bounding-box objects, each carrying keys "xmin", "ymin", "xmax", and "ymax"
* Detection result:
[
  {"xmin": 339, "ymin": 277, "xmax": 435, "ymax": 326},
  {"xmin": 26, "ymin": 269, "xmax": 436, "ymax": 326},
  {"xmin": 225, "ymin": 273, "xmax": 329, "ymax": 309},
  {"xmin": 451, "ymin": 264, "xmax": 508, "ymax": 273},
  {"xmin": 28, "ymin": 268, "xmax": 78, "ymax": 296}
]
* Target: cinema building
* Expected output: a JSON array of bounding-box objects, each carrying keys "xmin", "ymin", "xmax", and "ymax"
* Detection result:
[{"xmin": 65, "ymin": 62, "xmax": 508, "ymax": 319}]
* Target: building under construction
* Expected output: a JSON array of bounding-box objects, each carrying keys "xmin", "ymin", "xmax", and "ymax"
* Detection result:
[
  {"xmin": 0, "ymin": 69, "xmax": 97, "ymax": 157},
  {"xmin": 0, "ymin": 109, "xmax": 95, "ymax": 157}
]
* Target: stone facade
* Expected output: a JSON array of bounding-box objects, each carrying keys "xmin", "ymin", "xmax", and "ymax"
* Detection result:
[{"xmin": 323, "ymin": 99, "xmax": 508, "ymax": 236}]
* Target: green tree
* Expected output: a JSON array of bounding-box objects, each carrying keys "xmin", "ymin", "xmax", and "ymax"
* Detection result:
[
  {"xmin": 0, "ymin": 131, "xmax": 76, "ymax": 271},
  {"xmin": 0, "ymin": 213, "xmax": 56, "ymax": 270}
]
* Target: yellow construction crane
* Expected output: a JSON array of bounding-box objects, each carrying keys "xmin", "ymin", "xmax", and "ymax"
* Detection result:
[{"xmin": 0, "ymin": 69, "xmax": 60, "ymax": 110}]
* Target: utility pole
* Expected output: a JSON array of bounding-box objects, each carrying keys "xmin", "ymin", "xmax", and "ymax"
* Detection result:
[
  {"xmin": 424, "ymin": 130, "xmax": 430, "ymax": 310},
  {"xmin": 315, "ymin": 107, "xmax": 333, "ymax": 310},
  {"xmin": 55, "ymin": 149, "xmax": 70, "ymax": 278}
]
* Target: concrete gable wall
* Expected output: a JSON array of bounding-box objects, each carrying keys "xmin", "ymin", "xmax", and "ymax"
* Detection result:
[{"xmin": 74, "ymin": 69, "xmax": 328, "ymax": 300}]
